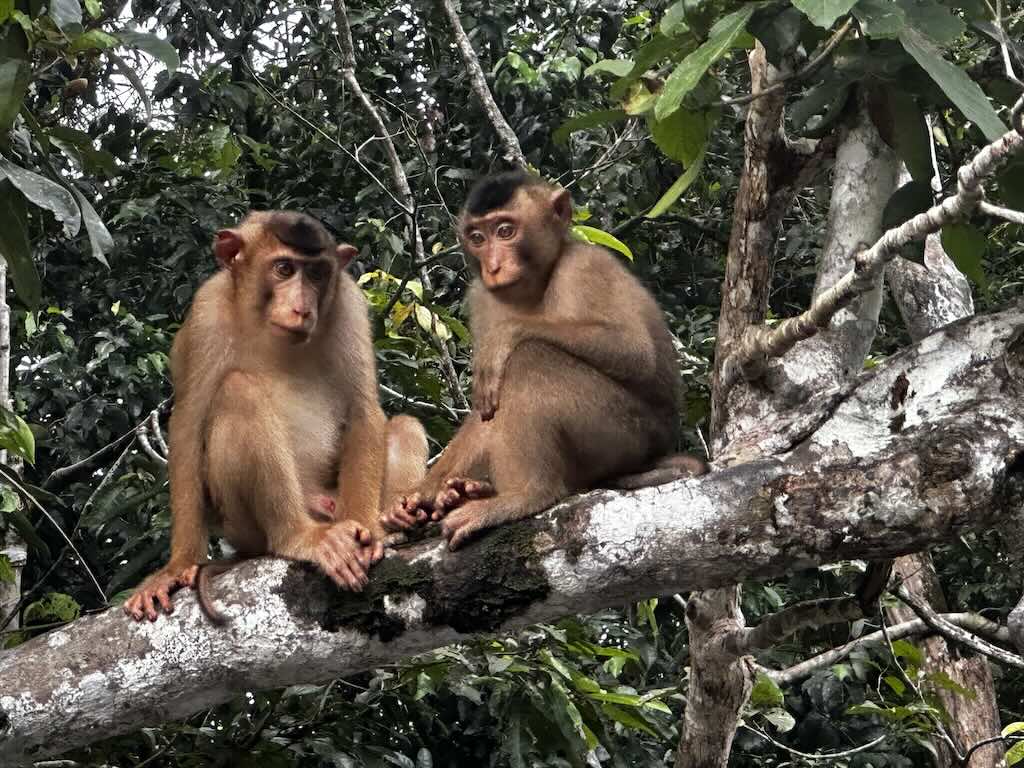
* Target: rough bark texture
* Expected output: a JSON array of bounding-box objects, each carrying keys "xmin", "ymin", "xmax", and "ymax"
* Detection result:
[
  {"xmin": 886, "ymin": 216, "xmax": 1003, "ymax": 768},
  {"xmin": 2, "ymin": 306, "xmax": 1024, "ymax": 763}
]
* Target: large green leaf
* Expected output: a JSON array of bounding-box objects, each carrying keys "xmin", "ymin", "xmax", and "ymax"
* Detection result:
[
  {"xmin": 552, "ymin": 109, "xmax": 627, "ymax": 145},
  {"xmin": 899, "ymin": 28, "xmax": 1006, "ymax": 142},
  {"xmin": 571, "ymin": 225, "xmax": 634, "ymax": 261},
  {"xmin": 584, "ymin": 59, "xmax": 633, "ymax": 78},
  {"xmin": 0, "ymin": 57, "xmax": 30, "ymax": 134},
  {"xmin": 655, "ymin": 4, "xmax": 755, "ymax": 121},
  {"xmin": 941, "ymin": 222, "xmax": 987, "ymax": 286},
  {"xmin": 71, "ymin": 187, "xmax": 114, "ymax": 266},
  {"xmin": 0, "ymin": 0, "xmax": 13, "ymax": 23},
  {"xmin": 877, "ymin": 90, "xmax": 932, "ymax": 184},
  {"xmin": 899, "ymin": 0, "xmax": 964, "ymax": 45},
  {"xmin": 0, "ymin": 405, "xmax": 35, "ymax": 464},
  {"xmin": 646, "ymin": 146, "xmax": 706, "ymax": 218},
  {"xmin": 881, "ymin": 180, "xmax": 933, "ymax": 230},
  {"xmin": 792, "ymin": 0, "xmax": 857, "ymax": 29},
  {"xmin": 0, "ymin": 181, "xmax": 41, "ymax": 308},
  {"xmin": 69, "ymin": 29, "xmax": 119, "ymax": 53},
  {"xmin": 650, "ymin": 107, "xmax": 715, "ymax": 165},
  {"xmin": 853, "ymin": 0, "xmax": 906, "ymax": 38},
  {"xmin": 118, "ymin": 30, "xmax": 180, "ymax": 72},
  {"xmin": 750, "ymin": 673, "xmax": 785, "ymax": 709},
  {"xmin": 0, "ymin": 157, "xmax": 81, "ymax": 238},
  {"xmin": 600, "ymin": 703, "xmax": 658, "ymax": 737}
]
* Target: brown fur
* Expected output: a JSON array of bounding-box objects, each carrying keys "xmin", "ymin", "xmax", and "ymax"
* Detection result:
[
  {"xmin": 124, "ymin": 211, "xmax": 427, "ymax": 623},
  {"xmin": 381, "ymin": 179, "xmax": 706, "ymax": 549}
]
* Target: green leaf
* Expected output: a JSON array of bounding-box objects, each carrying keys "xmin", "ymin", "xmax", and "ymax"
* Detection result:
[
  {"xmin": 884, "ymin": 674, "xmax": 906, "ymax": 696},
  {"xmin": 0, "ymin": 181, "xmax": 41, "ymax": 309},
  {"xmin": 0, "ymin": 58, "xmax": 30, "ymax": 134},
  {"xmin": 655, "ymin": 4, "xmax": 756, "ymax": 121},
  {"xmin": 899, "ymin": 28, "xmax": 1006, "ymax": 142},
  {"xmin": 940, "ymin": 222, "xmax": 987, "ymax": 286},
  {"xmin": 84, "ymin": 0, "xmax": 101, "ymax": 17},
  {"xmin": 764, "ymin": 708, "xmax": 796, "ymax": 732},
  {"xmin": 0, "ymin": 157, "xmax": 81, "ymax": 238},
  {"xmin": 890, "ymin": 638, "xmax": 926, "ymax": 667},
  {"xmin": 70, "ymin": 187, "xmax": 114, "ymax": 266},
  {"xmin": 885, "ymin": 90, "xmax": 932, "ymax": 184},
  {"xmin": 853, "ymin": 0, "xmax": 906, "ymax": 37},
  {"xmin": 750, "ymin": 673, "xmax": 785, "ymax": 709},
  {"xmin": 792, "ymin": 0, "xmax": 857, "ymax": 29},
  {"xmin": 47, "ymin": 0, "xmax": 82, "ymax": 29},
  {"xmin": 571, "ymin": 225, "xmax": 634, "ymax": 261},
  {"xmin": 611, "ymin": 33, "xmax": 689, "ymax": 100},
  {"xmin": 600, "ymin": 703, "xmax": 658, "ymax": 737},
  {"xmin": 118, "ymin": 30, "xmax": 180, "ymax": 72},
  {"xmin": 1004, "ymin": 722, "xmax": 1024, "ymax": 738},
  {"xmin": 749, "ymin": 6, "xmax": 805, "ymax": 65},
  {"xmin": 24, "ymin": 592, "xmax": 81, "ymax": 623},
  {"xmin": 899, "ymin": 0, "xmax": 964, "ymax": 45},
  {"xmin": 650, "ymin": 107, "xmax": 714, "ymax": 165},
  {"xmin": 996, "ymin": 159, "xmax": 1024, "ymax": 210},
  {"xmin": 646, "ymin": 146, "xmax": 706, "ymax": 218},
  {"xmin": 882, "ymin": 180, "xmax": 933, "ymax": 230},
  {"xmin": 584, "ymin": 58, "xmax": 634, "ymax": 78},
  {"xmin": 553, "ymin": 108, "xmax": 627, "ymax": 145},
  {"xmin": 1008, "ymin": 741, "xmax": 1024, "ymax": 767},
  {"xmin": 0, "ymin": 0, "xmax": 13, "ymax": 23},
  {"xmin": 660, "ymin": 1, "xmax": 688, "ymax": 36},
  {"xmin": 69, "ymin": 29, "xmax": 119, "ymax": 53},
  {"xmin": 0, "ymin": 553, "xmax": 13, "ymax": 583},
  {"xmin": 0, "ymin": 405, "xmax": 36, "ymax": 464},
  {"xmin": 789, "ymin": 77, "xmax": 851, "ymax": 136}
]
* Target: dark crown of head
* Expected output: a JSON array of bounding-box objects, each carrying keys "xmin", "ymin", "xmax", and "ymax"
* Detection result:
[
  {"xmin": 463, "ymin": 170, "xmax": 542, "ymax": 216},
  {"xmin": 266, "ymin": 211, "xmax": 334, "ymax": 256}
]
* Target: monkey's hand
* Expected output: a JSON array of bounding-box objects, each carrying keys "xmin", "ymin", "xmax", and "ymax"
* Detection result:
[
  {"xmin": 314, "ymin": 521, "xmax": 385, "ymax": 592},
  {"xmin": 380, "ymin": 493, "xmax": 434, "ymax": 532},
  {"xmin": 431, "ymin": 477, "xmax": 495, "ymax": 520},
  {"xmin": 472, "ymin": 332, "xmax": 519, "ymax": 420},
  {"xmin": 441, "ymin": 506, "xmax": 501, "ymax": 551},
  {"xmin": 123, "ymin": 563, "xmax": 200, "ymax": 622}
]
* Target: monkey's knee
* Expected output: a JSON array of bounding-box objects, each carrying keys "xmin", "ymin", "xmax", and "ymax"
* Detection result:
[{"xmin": 387, "ymin": 415, "xmax": 428, "ymax": 464}]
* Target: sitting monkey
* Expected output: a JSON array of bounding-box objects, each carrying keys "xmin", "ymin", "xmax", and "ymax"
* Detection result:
[
  {"xmin": 124, "ymin": 211, "xmax": 427, "ymax": 622},
  {"xmin": 381, "ymin": 172, "xmax": 706, "ymax": 549}
]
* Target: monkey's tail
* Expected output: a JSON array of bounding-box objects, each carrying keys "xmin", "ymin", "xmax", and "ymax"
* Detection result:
[
  {"xmin": 195, "ymin": 559, "xmax": 239, "ymax": 626},
  {"xmin": 608, "ymin": 453, "xmax": 709, "ymax": 491}
]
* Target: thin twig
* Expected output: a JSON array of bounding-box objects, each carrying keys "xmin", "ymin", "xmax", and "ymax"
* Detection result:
[
  {"xmin": 742, "ymin": 723, "xmax": 886, "ymax": 761},
  {"xmin": 979, "ymin": 200, "xmax": 1024, "ymax": 224},
  {"xmin": 720, "ymin": 18, "xmax": 855, "ymax": 108}
]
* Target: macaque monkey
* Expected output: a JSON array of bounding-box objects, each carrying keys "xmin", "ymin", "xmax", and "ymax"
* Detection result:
[
  {"xmin": 381, "ymin": 172, "xmax": 706, "ymax": 549},
  {"xmin": 124, "ymin": 211, "xmax": 427, "ymax": 623}
]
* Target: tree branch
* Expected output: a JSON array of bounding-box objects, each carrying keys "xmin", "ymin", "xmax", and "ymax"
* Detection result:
[
  {"xmin": 729, "ymin": 597, "xmax": 863, "ymax": 655},
  {"xmin": 768, "ymin": 613, "xmax": 1011, "ymax": 685},
  {"xmin": 438, "ymin": 0, "xmax": 527, "ymax": 168},
  {"xmin": 720, "ymin": 101, "xmax": 1024, "ymax": 391},
  {"xmin": 2, "ymin": 306, "xmax": 1024, "ymax": 761}
]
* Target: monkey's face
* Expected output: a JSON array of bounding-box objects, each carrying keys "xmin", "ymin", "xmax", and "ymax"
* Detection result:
[
  {"xmin": 214, "ymin": 226, "xmax": 355, "ymax": 343},
  {"xmin": 261, "ymin": 254, "xmax": 334, "ymax": 342},
  {"xmin": 460, "ymin": 187, "xmax": 571, "ymax": 295}
]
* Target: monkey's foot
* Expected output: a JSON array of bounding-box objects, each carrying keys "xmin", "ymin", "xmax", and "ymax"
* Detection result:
[
  {"xmin": 380, "ymin": 492, "xmax": 432, "ymax": 532},
  {"xmin": 432, "ymin": 477, "xmax": 495, "ymax": 520},
  {"xmin": 307, "ymin": 493, "xmax": 337, "ymax": 523},
  {"xmin": 123, "ymin": 564, "xmax": 199, "ymax": 622},
  {"xmin": 315, "ymin": 521, "xmax": 384, "ymax": 592},
  {"xmin": 440, "ymin": 505, "xmax": 497, "ymax": 550}
]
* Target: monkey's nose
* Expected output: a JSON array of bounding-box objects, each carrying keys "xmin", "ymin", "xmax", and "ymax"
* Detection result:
[{"xmin": 293, "ymin": 307, "xmax": 312, "ymax": 319}]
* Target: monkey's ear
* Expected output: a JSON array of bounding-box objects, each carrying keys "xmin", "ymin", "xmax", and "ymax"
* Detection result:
[
  {"xmin": 213, "ymin": 230, "xmax": 243, "ymax": 269},
  {"xmin": 550, "ymin": 187, "xmax": 572, "ymax": 226},
  {"xmin": 336, "ymin": 243, "xmax": 358, "ymax": 268}
]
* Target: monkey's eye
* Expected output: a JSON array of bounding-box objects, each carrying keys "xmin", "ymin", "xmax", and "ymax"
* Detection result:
[
  {"xmin": 467, "ymin": 230, "xmax": 486, "ymax": 246},
  {"xmin": 496, "ymin": 222, "xmax": 516, "ymax": 239},
  {"xmin": 307, "ymin": 262, "xmax": 329, "ymax": 282},
  {"xmin": 273, "ymin": 259, "xmax": 296, "ymax": 278}
]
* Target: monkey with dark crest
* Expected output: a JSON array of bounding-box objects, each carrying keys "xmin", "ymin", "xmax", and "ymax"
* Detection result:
[
  {"xmin": 381, "ymin": 172, "xmax": 706, "ymax": 549},
  {"xmin": 124, "ymin": 211, "xmax": 428, "ymax": 623}
]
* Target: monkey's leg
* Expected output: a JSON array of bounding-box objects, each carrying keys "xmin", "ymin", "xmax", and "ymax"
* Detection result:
[
  {"xmin": 207, "ymin": 372, "xmax": 378, "ymax": 591},
  {"xmin": 381, "ymin": 415, "xmax": 429, "ymax": 505},
  {"xmin": 380, "ymin": 413, "xmax": 490, "ymax": 532}
]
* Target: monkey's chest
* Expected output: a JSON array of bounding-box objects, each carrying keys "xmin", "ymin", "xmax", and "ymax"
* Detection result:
[{"xmin": 276, "ymin": 388, "xmax": 345, "ymax": 486}]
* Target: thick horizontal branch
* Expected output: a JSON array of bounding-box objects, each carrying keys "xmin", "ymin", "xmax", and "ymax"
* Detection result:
[
  {"xmin": 720, "ymin": 106, "xmax": 1024, "ymax": 391},
  {"xmin": 2, "ymin": 307, "xmax": 1024, "ymax": 762},
  {"xmin": 730, "ymin": 597, "xmax": 863, "ymax": 655}
]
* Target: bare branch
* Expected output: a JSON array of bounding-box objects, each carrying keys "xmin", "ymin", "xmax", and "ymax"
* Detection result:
[
  {"xmin": 1010, "ymin": 591, "xmax": 1024, "ymax": 653},
  {"xmin": 721, "ymin": 105, "xmax": 1024, "ymax": 390},
  {"xmin": 896, "ymin": 586, "xmax": 1024, "ymax": 669},
  {"xmin": 729, "ymin": 597, "xmax": 863, "ymax": 654},
  {"xmin": 769, "ymin": 613, "xmax": 1011, "ymax": 685},
  {"xmin": 438, "ymin": 0, "xmax": 527, "ymax": 168},
  {"xmin": 979, "ymin": 199, "xmax": 1024, "ymax": 224},
  {"xmin": 741, "ymin": 724, "xmax": 887, "ymax": 761}
]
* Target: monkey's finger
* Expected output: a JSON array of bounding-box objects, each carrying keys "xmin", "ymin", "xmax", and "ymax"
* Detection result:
[
  {"xmin": 144, "ymin": 596, "xmax": 161, "ymax": 622},
  {"xmin": 353, "ymin": 525, "xmax": 372, "ymax": 545},
  {"xmin": 341, "ymin": 557, "xmax": 369, "ymax": 590},
  {"xmin": 155, "ymin": 586, "xmax": 174, "ymax": 615},
  {"xmin": 371, "ymin": 541, "xmax": 385, "ymax": 563}
]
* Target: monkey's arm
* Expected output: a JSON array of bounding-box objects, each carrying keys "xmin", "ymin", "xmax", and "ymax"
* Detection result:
[
  {"xmin": 335, "ymin": 405, "xmax": 389, "ymax": 537},
  {"xmin": 473, "ymin": 317, "xmax": 656, "ymax": 419}
]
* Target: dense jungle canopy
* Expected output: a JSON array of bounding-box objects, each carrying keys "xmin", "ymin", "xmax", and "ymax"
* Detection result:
[{"xmin": 1, "ymin": 0, "xmax": 1024, "ymax": 766}]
